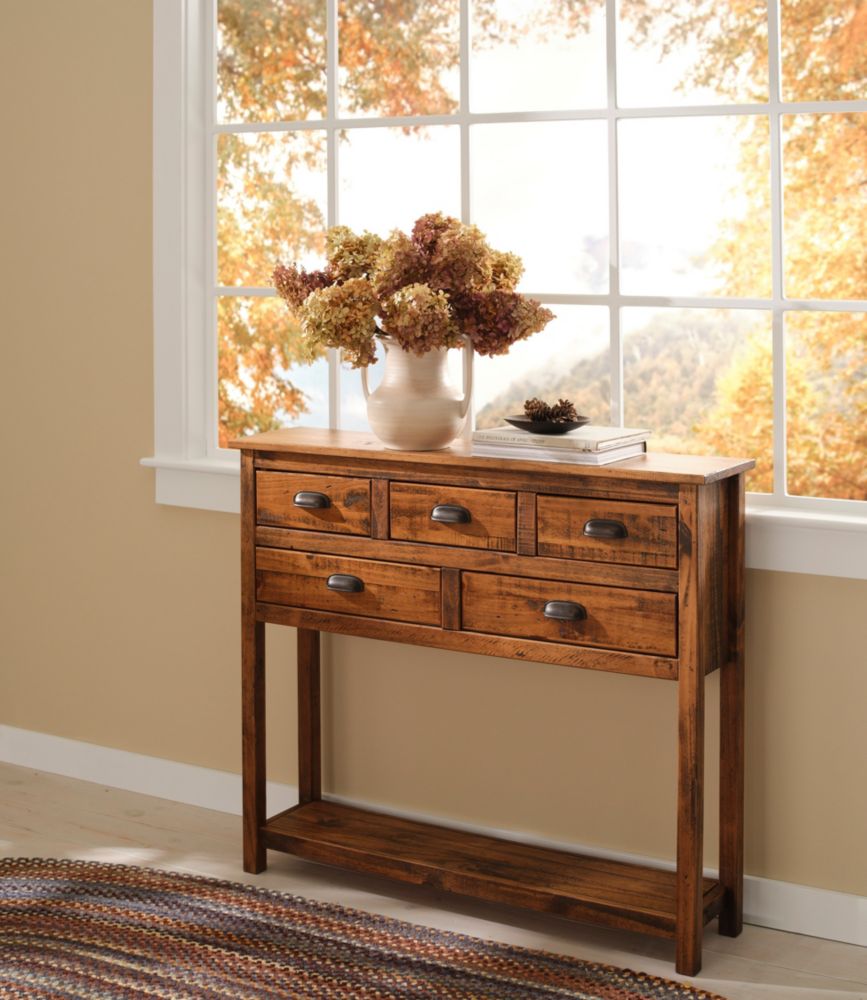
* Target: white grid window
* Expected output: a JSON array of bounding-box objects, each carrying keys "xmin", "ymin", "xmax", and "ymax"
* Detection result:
[{"xmin": 146, "ymin": 0, "xmax": 867, "ymax": 577}]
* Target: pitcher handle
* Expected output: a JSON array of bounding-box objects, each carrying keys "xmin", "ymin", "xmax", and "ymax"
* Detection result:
[
  {"xmin": 360, "ymin": 365, "xmax": 371, "ymax": 402},
  {"xmin": 459, "ymin": 337, "xmax": 474, "ymax": 418}
]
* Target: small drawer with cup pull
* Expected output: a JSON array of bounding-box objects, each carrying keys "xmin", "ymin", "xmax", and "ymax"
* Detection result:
[
  {"xmin": 536, "ymin": 496, "xmax": 678, "ymax": 568},
  {"xmin": 461, "ymin": 571, "xmax": 677, "ymax": 657},
  {"xmin": 389, "ymin": 482, "xmax": 516, "ymax": 551},
  {"xmin": 256, "ymin": 472, "xmax": 371, "ymax": 535},
  {"xmin": 255, "ymin": 547, "xmax": 441, "ymax": 625}
]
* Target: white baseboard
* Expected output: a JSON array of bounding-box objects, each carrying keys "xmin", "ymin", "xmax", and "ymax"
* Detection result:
[{"xmin": 1, "ymin": 723, "xmax": 864, "ymax": 948}]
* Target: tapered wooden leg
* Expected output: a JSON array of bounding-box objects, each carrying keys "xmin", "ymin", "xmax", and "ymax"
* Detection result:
[
  {"xmin": 297, "ymin": 628, "xmax": 321, "ymax": 804},
  {"xmin": 675, "ymin": 484, "xmax": 707, "ymax": 976},
  {"xmin": 676, "ymin": 653, "xmax": 705, "ymax": 975},
  {"xmin": 719, "ymin": 474, "xmax": 745, "ymax": 936},
  {"xmin": 242, "ymin": 620, "xmax": 266, "ymax": 873}
]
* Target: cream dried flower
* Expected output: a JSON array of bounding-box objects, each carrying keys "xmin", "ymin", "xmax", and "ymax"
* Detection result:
[
  {"xmin": 489, "ymin": 250, "xmax": 524, "ymax": 290},
  {"xmin": 300, "ymin": 277, "xmax": 379, "ymax": 368},
  {"xmin": 326, "ymin": 226, "xmax": 384, "ymax": 281},
  {"xmin": 380, "ymin": 283, "xmax": 460, "ymax": 356}
]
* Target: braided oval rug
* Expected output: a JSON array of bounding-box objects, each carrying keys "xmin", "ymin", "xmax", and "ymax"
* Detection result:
[{"xmin": 0, "ymin": 859, "xmax": 727, "ymax": 999}]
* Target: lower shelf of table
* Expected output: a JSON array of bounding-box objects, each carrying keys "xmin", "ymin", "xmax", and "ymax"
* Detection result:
[{"xmin": 262, "ymin": 800, "xmax": 723, "ymax": 939}]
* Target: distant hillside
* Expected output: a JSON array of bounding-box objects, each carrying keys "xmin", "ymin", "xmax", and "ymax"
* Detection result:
[{"xmin": 477, "ymin": 312, "xmax": 751, "ymax": 444}]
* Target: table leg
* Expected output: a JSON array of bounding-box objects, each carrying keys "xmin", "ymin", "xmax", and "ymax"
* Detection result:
[
  {"xmin": 676, "ymin": 653, "xmax": 706, "ymax": 975},
  {"xmin": 719, "ymin": 474, "xmax": 745, "ymax": 936},
  {"xmin": 298, "ymin": 628, "xmax": 321, "ymax": 803},
  {"xmin": 242, "ymin": 619, "xmax": 266, "ymax": 873}
]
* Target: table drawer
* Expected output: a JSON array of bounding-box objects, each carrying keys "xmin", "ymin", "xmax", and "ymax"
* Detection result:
[
  {"xmin": 461, "ymin": 571, "xmax": 676, "ymax": 657},
  {"xmin": 537, "ymin": 496, "xmax": 677, "ymax": 568},
  {"xmin": 390, "ymin": 482, "xmax": 516, "ymax": 551},
  {"xmin": 256, "ymin": 548, "xmax": 441, "ymax": 625},
  {"xmin": 257, "ymin": 472, "xmax": 371, "ymax": 535}
]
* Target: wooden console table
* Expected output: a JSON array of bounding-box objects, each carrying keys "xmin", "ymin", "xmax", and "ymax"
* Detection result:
[{"xmin": 231, "ymin": 427, "xmax": 752, "ymax": 975}]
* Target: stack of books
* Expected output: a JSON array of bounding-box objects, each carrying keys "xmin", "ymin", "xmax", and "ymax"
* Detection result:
[{"xmin": 471, "ymin": 424, "xmax": 651, "ymax": 465}]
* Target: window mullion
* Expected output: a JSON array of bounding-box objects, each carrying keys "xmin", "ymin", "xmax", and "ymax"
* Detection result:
[
  {"xmin": 203, "ymin": 0, "xmax": 219, "ymax": 457},
  {"xmin": 459, "ymin": 0, "xmax": 470, "ymax": 225},
  {"xmin": 326, "ymin": 0, "xmax": 341, "ymax": 429},
  {"xmin": 607, "ymin": 0, "xmax": 623, "ymax": 426},
  {"xmin": 768, "ymin": 0, "xmax": 786, "ymax": 501}
]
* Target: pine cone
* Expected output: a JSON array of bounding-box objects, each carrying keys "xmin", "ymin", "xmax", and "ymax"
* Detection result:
[
  {"xmin": 523, "ymin": 397, "xmax": 578, "ymax": 423},
  {"xmin": 549, "ymin": 398, "xmax": 578, "ymax": 422},
  {"xmin": 523, "ymin": 397, "xmax": 551, "ymax": 421}
]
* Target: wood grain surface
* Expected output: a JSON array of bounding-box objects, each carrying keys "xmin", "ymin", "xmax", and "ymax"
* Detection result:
[
  {"xmin": 231, "ymin": 427, "xmax": 755, "ymax": 484},
  {"xmin": 255, "ymin": 526, "xmax": 680, "ymax": 592},
  {"xmin": 256, "ymin": 547, "xmax": 441, "ymax": 626},
  {"xmin": 263, "ymin": 800, "xmax": 724, "ymax": 938},
  {"xmin": 257, "ymin": 601, "xmax": 678, "ymax": 679},
  {"xmin": 537, "ymin": 496, "xmax": 678, "ymax": 568},
  {"xmin": 461, "ymin": 571, "xmax": 677, "ymax": 657},
  {"xmin": 235, "ymin": 433, "xmax": 749, "ymax": 974},
  {"xmin": 256, "ymin": 471, "xmax": 371, "ymax": 535},
  {"xmin": 390, "ymin": 482, "xmax": 517, "ymax": 551}
]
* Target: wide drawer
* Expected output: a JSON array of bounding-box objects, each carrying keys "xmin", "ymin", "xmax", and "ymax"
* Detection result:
[
  {"xmin": 537, "ymin": 496, "xmax": 677, "ymax": 568},
  {"xmin": 461, "ymin": 571, "xmax": 677, "ymax": 656},
  {"xmin": 256, "ymin": 548, "xmax": 441, "ymax": 625},
  {"xmin": 257, "ymin": 472, "xmax": 371, "ymax": 535},
  {"xmin": 390, "ymin": 482, "xmax": 516, "ymax": 551}
]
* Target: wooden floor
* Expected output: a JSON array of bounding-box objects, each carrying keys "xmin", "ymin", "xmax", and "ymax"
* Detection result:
[{"xmin": 1, "ymin": 762, "xmax": 864, "ymax": 999}]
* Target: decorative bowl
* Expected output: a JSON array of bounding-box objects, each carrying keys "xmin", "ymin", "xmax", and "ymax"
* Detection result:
[{"xmin": 504, "ymin": 414, "xmax": 590, "ymax": 435}]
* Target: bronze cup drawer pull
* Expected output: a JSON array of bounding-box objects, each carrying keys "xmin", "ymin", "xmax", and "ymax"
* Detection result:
[
  {"xmin": 294, "ymin": 491, "xmax": 331, "ymax": 509},
  {"xmin": 543, "ymin": 600, "xmax": 587, "ymax": 622},
  {"xmin": 583, "ymin": 518, "xmax": 628, "ymax": 540},
  {"xmin": 430, "ymin": 503, "xmax": 472, "ymax": 525},
  {"xmin": 326, "ymin": 573, "xmax": 364, "ymax": 593}
]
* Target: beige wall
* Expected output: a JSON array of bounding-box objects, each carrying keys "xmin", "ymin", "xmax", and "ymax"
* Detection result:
[{"xmin": 2, "ymin": 1, "xmax": 865, "ymax": 899}]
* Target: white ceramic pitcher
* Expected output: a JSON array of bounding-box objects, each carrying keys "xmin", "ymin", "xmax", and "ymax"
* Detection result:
[{"xmin": 360, "ymin": 335, "xmax": 473, "ymax": 450}]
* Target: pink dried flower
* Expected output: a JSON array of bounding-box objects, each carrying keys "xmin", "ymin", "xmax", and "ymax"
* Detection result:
[
  {"xmin": 410, "ymin": 212, "xmax": 453, "ymax": 257},
  {"xmin": 453, "ymin": 290, "xmax": 555, "ymax": 357},
  {"xmin": 272, "ymin": 263, "xmax": 334, "ymax": 310}
]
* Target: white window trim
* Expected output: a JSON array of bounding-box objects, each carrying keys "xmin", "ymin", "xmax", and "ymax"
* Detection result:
[{"xmin": 143, "ymin": 0, "xmax": 867, "ymax": 579}]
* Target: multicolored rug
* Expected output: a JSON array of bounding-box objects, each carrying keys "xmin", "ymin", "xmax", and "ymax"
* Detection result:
[{"xmin": 0, "ymin": 858, "xmax": 727, "ymax": 999}]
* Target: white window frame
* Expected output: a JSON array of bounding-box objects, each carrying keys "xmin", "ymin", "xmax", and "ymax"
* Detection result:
[{"xmin": 143, "ymin": 0, "xmax": 867, "ymax": 579}]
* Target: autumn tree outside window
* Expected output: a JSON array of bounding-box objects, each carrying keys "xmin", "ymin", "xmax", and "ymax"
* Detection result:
[{"xmin": 145, "ymin": 0, "xmax": 867, "ymax": 577}]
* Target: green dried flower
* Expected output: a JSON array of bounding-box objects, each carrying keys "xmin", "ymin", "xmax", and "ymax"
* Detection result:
[
  {"xmin": 490, "ymin": 250, "xmax": 523, "ymax": 290},
  {"xmin": 300, "ymin": 277, "xmax": 379, "ymax": 368},
  {"xmin": 380, "ymin": 283, "xmax": 460, "ymax": 356},
  {"xmin": 372, "ymin": 230, "xmax": 425, "ymax": 299},
  {"xmin": 325, "ymin": 226, "xmax": 384, "ymax": 281}
]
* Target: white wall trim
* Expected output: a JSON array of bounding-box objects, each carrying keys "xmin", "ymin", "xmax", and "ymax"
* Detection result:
[{"xmin": 2, "ymin": 724, "xmax": 864, "ymax": 948}]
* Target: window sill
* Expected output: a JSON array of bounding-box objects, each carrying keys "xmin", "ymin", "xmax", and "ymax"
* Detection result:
[
  {"xmin": 140, "ymin": 454, "xmax": 240, "ymax": 514},
  {"xmin": 141, "ymin": 455, "xmax": 867, "ymax": 580}
]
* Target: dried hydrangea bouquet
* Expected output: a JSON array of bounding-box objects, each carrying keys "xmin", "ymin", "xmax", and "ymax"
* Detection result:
[{"xmin": 273, "ymin": 213, "xmax": 554, "ymax": 450}]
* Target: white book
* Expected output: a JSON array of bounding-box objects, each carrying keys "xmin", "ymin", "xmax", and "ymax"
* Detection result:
[
  {"xmin": 472, "ymin": 424, "xmax": 651, "ymax": 453},
  {"xmin": 472, "ymin": 442, "xmax": 647, "ymax": 466}
]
